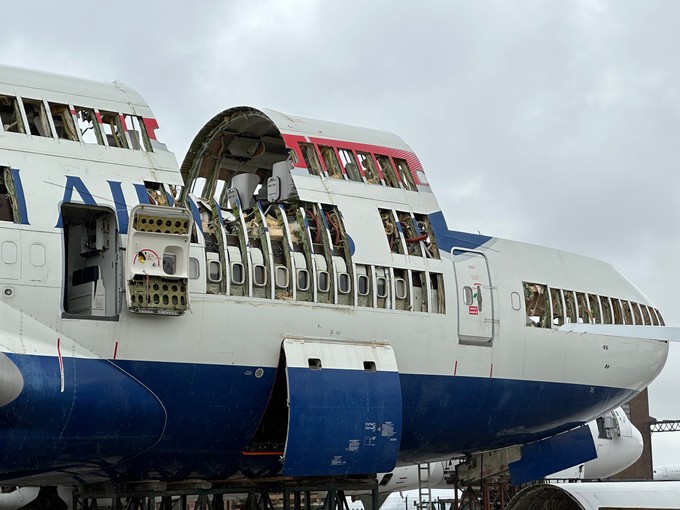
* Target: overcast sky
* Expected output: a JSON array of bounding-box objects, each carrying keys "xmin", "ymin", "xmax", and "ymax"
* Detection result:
[{"xmin": 3, "ymin": 0, "xmax": 680, "ymax": 468}]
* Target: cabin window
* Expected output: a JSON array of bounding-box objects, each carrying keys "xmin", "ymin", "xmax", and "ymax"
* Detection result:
[
  {"xmin": 123, "ymin": 114, "xmax": 152, "ymax": 151},
  {"xmin": 208, "ymin": 260, "xmax": 222, "ymax": 283},
  {"xmin": 188, "ymin": 257, "xmax": 200, "ymax": 279},
  {"xmin": 163, "ymin": 252, "xmax": 177, "ymax": 275},
  {"xmin": 75, "ymin": 106, "xmax": 103, "ymax": 144},
  {"xmin": 297, "ymin": 269, "xmax": 310, "ymax": 291},
  {"xmin": 338, "ymin": 148, "xmax": 362, "ymax": 182},
  {"xmin": 463, "ymin": 286, "xmax": 474, "ymax": 306},
  {"xmin": 0, "ymin": 95, "xmax": 25, "ymax": 133},
  {"xmin": 356, "ymin": 264, "xmax": 372, "ymax": 308},
  {"xmin": 318, "ymin": 270, "xmax": 330, "ymax": 293},
  {"xmin": 49, "ymin": 103, "xmax": 78, "ymax": 141},
  {"xmin": 655, "ymin": 308, "xmax": 665, "ymax": 326},
  {"xmin": 275, "ymin": 266, "xmax": 289, "ymax": 289},
  {"xmin": 550, "ymin": 288, "xmax": 564, "ymax": 326},
  {"xmin": 599, "ymin": 296, "xmax": 613, "ymax": 324},
  {"xmin": 524, "ymin": 283, "xmax": 550, "ymax": 327},
  {"xmin": 22, "ymin": 98, "xmax": 52, "ymax": 137},
  {"xmin": 393, "ymin": 158, "xmax": 417, "ymax": 191},
  {"xmin": 319, "ymin": 146, "xmax": 343, "ymax": 179},
  {"xmin": 231, "ymin": 262, "xmax": 245, "ymax": 285},
  {"xmin": 376, "ymin": 277, "xmax": 388, "ymax": 298},
  {"xmin": 299, "ymin": 143, "xmax": 323, "ymax": 176},
  {"xmin": 253, "ymin": 264, "xmax": 267, "ymax": 287},
  {"xmin": 357, "ymin": 152, "xmax": 381, "ymax": 184},
  {"xmin": 375, "ymin": 154, "xmax": 399, "ymax": 188},
  {"xmin": 338, "ymin": 272, "xmax": 351, "ymax": 294},
  {"xmin": 394, "ymin": 268, "xmax": 409, "ymax": 310},
  {"xmin": 100, "ymin": 110, "xmax": 128, "ymax": 148}
]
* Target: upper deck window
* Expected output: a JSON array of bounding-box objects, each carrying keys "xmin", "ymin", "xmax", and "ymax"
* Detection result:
[
  {"xmin": 337, "ymin": 148, "xmax": 362, "ymax": 182},
  {"xmin": 357, "ymin": 152, "xmax": 381, "ymax": 184},
  {"xmin": 375, "ymin": 155, "xmax": 400, "ymax": 188},
  {"xmin": 49, "ymin": 103, "xmax": 78, "ymax": 141},
  {"xmin": 299, "ymin": 143, "xmax": 323, "ymax": 176},
  {"xmin": 319, "ymin": 146, "xmax": 343, "ymax": 179},
  {"xmin": 0, "ymin": 95, "xmax": 25, "ymax": 134},
  {"xmin": 22, "ymin": 98, "xmax": 52, "ymax": 138},
  {"xmin": 124, "ymin": 114, "xmax": 152, "ymax": 152},
  {"xmin": 75, "ymin": 106, "xmax": 103, "ymax": 145},
  {"xmin": 100, "ymin": 111, "xmax": 128, "ymax": 149},
  {"xmin": 394, "ymin": 158, "xmax": 417, "ymax": 191}
]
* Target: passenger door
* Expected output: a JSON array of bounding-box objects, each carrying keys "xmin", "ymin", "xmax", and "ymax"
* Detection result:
[{"xmin": 452, "ymin": 249, "xmax": 494, "ymax": 344}]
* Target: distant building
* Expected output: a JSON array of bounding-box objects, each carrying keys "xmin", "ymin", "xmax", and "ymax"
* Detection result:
[{"xmin": 607, "ymin": 388, "xmax": 653, "ymax": 480}]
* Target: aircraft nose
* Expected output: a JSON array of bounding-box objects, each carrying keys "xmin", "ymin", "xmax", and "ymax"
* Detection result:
[{"xmin": 0, "ymin": 352, "xmax": 24, "ymax": 406}]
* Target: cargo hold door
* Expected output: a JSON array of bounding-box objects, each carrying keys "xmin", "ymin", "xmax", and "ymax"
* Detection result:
[{"xmin": 282, "ymin": 338, "xmax": 402, "ymax": 476}]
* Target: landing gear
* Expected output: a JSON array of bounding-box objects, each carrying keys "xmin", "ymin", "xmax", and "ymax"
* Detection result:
[{"xmin": 73, "ymin": 478, "xmax": 378, "ymax": 510}]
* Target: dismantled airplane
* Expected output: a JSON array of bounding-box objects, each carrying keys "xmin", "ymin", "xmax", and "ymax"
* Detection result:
[{"xmin": 0, "ymin": 65, "xmax": 676, "ymax": 499}]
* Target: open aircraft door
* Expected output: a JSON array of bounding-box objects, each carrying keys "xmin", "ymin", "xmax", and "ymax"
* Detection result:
[
  {"xmin": 246, "ymin": 339, "xmax": 402, "ymax": 477},
  {"xmin": 452, "ymin": 249, "xmax": 495, "ymax": 344}
]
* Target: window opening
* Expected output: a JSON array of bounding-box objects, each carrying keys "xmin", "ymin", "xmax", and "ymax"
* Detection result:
[
  {"xmin": 338, "ymin": 148, "xmax": 362, "ymax": 182},
  {"xmin": 429, "ymin": 273, "xmax": 445, "ymax": 313},
  {"xmin": 620, "ymin": 300, "xmax": 633, "ymax": 325},
  {"xmin": 123, "ymin": 114, "xmax": 152, "ymax": 151},
  {"xmin": 412, "ymin": 271, "xmax": 427, "ymax": 312},
  {"xmin": 338, "ymin": 272, "xmax": 351, "ymax": 294},
  {"xmin": 414, "ymin": 213, "xmax": 439, "ymax": 259},
  {"xmin": 599, "ymin": 296, "xmax": 613, "ymax": 324},
  {"xmin": 75, "ymin": 107, "xmax": 103, "ymax": 144},
  {"xmin": 610, "ymin": 298, "xmax": 623, "ymax": 324},
  {"xmin": 253, "ymin": 263, "xmax": 267, "ymax": 287},
  {"xmin": 22, "ymin": 98, "xmax": 52, "ymax": 137},
  {"xmin": 0, "ymin": 95, "xmax": 25, "ymax": 133},
  {"xmin": 587, "ymin": 294, "xmax": 601, "ymax": 324},
  {"xmin": 299, "ymin": 143, "xmax": 323, "ymax": 176},
  {"xmin": 631, "ymin": 302, "xmax": 643, "ymax": 325},
  {"xmin": 380, "ymin": 209, "xmax": 403, "ymax": 254},
  {"xmin": 550, "ymin": 288, "xmax": 564, "ymax": 326},
  {"xmin": 375, "ymin": 155, "xmax": 399, "ymax": 187},
  {"xmin": 393, "ymin": 158, "xmax": 417, "ymax": 191},
  {"xmin": 0, "ymin": 168, "xmax": 18, "ymax": 222},
  {"xmin": 318, "ymin": 270, "xmax": 330, "ymax": 293},
  {"xmin": 49, "ymin": 103, "xmax": 78, "ymax": 141},
  {"xmin": 564, "ymin": 290, "xmax": 577, "ymax": 323},
  {"xmin": 640, "ymin": 304, "xmax": 652, "ymax": 325},
  {"xmin": 100, "ymin": 110, "xmax": 128, "ymax": 148},
  {"xmin": 357, "ymin": 152, "xmax": 381, "ymax": 184},
  {"xmin": 575, "ymin": 292, "xmax": 589, "ymax": 323},
  {"xmin": 524, "ymin": 283, "xmax": 550, "ymax": 327},
  {"xmin": 648, "ymin": 306, "xmax": 659, "ymax": 326},
  {"xmin": 270, "ymin": 207, "xmax": 291, "ymax": 300},
  {"xmin": 297, "ymin": 269, "xmax": 310, "ymax": 291},
  {"xmin": 319, "ymin": 146, "xmax": 343, "ymax": 179}
]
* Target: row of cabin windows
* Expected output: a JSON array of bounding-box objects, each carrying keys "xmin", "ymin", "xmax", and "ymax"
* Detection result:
[
  {"xmin": 189, "ymin": 256, "xmax": 445, "ymax": 313},
  {"xmin": 298, "ymin": 141, "xmax": 425, "ymax": 192},
  {"xmin": 0, "ymin": 94, "xmax": 158, "ymax": 151},
  {"xmin": 523, "ymin": 282, "xmax": 665, "ymax": 328}
]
